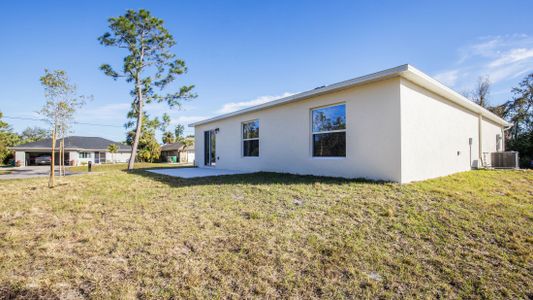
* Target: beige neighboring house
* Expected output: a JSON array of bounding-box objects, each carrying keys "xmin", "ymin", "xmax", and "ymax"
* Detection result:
[
  {"xmin": 189, "ymin": 64, "xmax": 511, "ymax": 183},
  {"xmin": 160, "ymin": 142, "xmax": 195, "ymax": 164},
  {"xmin": 11, "ymin": 136, "xmax": 131, "ymax": 167}
]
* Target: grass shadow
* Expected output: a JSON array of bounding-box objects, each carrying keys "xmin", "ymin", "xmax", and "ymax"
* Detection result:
[{"xmin": 0, "ymin": 282, "xmax": 60, "ymax": 300}]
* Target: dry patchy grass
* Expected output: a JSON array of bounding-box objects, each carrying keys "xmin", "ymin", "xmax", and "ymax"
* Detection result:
[{"xmin": 0, "ymin": 166, "xmax": 531, "ymax": 299}]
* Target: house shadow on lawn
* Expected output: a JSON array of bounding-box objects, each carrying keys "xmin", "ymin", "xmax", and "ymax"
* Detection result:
[{"xmin": 125, "ymin": 167, "xmax": 390, "ymax": 188}]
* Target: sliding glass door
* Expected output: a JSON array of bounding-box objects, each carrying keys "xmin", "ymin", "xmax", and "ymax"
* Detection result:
[{"xmin": 204, "ymin": 130, "xmax": 216, "ymax": 166}]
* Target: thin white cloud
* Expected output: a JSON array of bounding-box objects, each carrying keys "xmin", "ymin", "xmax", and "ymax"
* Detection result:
[
  {"xmin": 217, "ymin": 92, "xmax": 296, "ymax": 114},
  {"xmin": 488, "ymin": 48, "xmax": 533, "ymax": 68},
  {"xmin": 170, "ymin": 115, "xmax": 209, "ymax": 126},
  {"xmin": 433, "ymin": 34, "xmax": 533, "ymax": 92},
  {"xmin": 433, "ymin": 70, "xmax": 459, "ymax": 86}
]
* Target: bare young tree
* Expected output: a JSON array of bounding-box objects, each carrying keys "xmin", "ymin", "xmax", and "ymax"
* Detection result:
[{"xmin": 38, "ymin": 70, "xmax": 87, "ymax": 187}]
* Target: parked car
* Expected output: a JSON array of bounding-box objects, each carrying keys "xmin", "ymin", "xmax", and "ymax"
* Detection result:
[{"xmin": 35, "ymin": 155, "xmax": 52, "ymax": 165}]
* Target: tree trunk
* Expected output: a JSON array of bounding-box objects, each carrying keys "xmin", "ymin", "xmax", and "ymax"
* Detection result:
[
  {"xmin": 58, "ymin": 138, "xmax": 62, "ymax": 176},
  {"xmin": 60, "ymin": 138, "xmax": 65, "ymax": 176},
  {"xmin": 128, "ymin": 83, "xmax": 143, "ymax": 171},
  {"xmin": 49, "ymin": 128, "xmax": 56, "ymax": 188}
]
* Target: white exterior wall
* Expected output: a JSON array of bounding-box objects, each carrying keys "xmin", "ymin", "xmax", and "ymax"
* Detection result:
[
  {"xmin": 400, "ymin": 78, "xmax": 504, "ymax": 183},
  {"xmin": 69, "ymin": 151, "xmax": 79, "ymax": 166},
  {"xmin": 105, "ymin": 152, "xmax": 131, "ymax": 163},
  {"xmin": 188, "ymin": 151, "xmax": 195, "ymax": 163},
  {"xmin": 195, "ymin": 78, "xmax": 402, "ymax": 182},
  {"xmin": 182, "ymin": 150, "xmax": 195, "ymax": 163},
  {"xmin": 77, "ymin": 152, "xmax": 94, "ymax": 164},
  {"xmin": 15, "ymin": 151, "xmax": 25, "ymax": 166},
  {"xmin": 482, "ymin": 118, "xmax": 504, "ymax": 153}
]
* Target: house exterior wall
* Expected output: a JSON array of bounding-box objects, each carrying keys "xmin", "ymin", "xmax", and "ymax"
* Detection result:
[
  {"xmin": 77, "ymin": 151, "xmax": 94, "ymax": 164},
  {"xmin": 482, "ymin": 118, "xmax": 504, "ymax": 153},
  {"xmin": 399, "ymin": 78, "xmax": 504, "ymax": 183},
  {"xmin": 15, "ymin": 151, "xmax": 25, "ymax": 166},
  {"xmin": 179, "ymin": 150, "xmax": 195, "ymax": 163},
  {"xmin": 69, "ymin": 151, "xmax": 79, "ymax": 165},
  {"xmin": 195, "ymin": 78, "xmax": 402, "ymax": 182},
  {"xmin": 105, "ymin": 152, "xmax": 131, "ymax": 163},
  {"xmin": 186, "ymin": 150, "xmax": 195, "ymax": 163}
]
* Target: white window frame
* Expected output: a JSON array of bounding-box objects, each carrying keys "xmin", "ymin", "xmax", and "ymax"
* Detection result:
[
  {"xmin": 242, "ymin": 119, "xmax": 260, "ymax": 157},
  {"xmin": 310, "ymin": 103, "xmax": 346, "ymax": 158}
]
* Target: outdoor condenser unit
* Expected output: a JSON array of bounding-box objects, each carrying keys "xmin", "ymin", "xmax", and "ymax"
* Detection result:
[{"xmin": 490, "ymin": 151, "xmax": 519, "ymax": 169}]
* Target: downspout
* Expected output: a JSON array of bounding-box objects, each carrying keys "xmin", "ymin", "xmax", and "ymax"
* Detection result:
[
  {"xmin": 502, "ymin": 123, "xmax": 513, "ymax": 152},
  {"xmin": 478, "ymin": 114, "xmax": 483, "ymax": 167}
]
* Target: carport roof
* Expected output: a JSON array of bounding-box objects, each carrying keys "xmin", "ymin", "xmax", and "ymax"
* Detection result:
[{"xmin": 11, "ymin": 136, "xmax": 131, "ymax": 152}]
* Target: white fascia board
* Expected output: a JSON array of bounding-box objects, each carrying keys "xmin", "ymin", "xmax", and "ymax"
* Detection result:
[
  {"xmin": 189, "ymin": 64, "xmax": 410, "ymax": 127},
  {"xmin": 189, "ymin": 64, "xmax": 510, "ymax": 127},
  {"xmin": 403, "ymin": 65, "xmax": 511, "ymax": 127}
]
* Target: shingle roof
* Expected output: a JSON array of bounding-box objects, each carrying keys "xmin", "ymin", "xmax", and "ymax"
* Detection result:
[
  {"xmin": 11, "ymin": 136, "xmax": 131, "ymax": 152},
  {"xmin": 160, "ymin": 142, "xmax": 184, "ymax": 151},
  {"xmin": 161, "ymin": 142, "xmax": 195, "ymax": 151}
]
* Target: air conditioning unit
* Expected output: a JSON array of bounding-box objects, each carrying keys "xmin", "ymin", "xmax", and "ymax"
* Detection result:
[{"xmin": 489, "ymin": 151, "xmax": 519, "ymax": 169}]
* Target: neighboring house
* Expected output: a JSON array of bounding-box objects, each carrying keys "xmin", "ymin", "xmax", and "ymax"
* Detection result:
[
  {"xmin": 11, "ymin": 136, "xmax": 131, "ymax": 167},
  {"xmin": 189, "ymin": 64, "xmax": 511, "ymax": 183},
  {"xmin": 160, "ymin": 142, "xmax": 195, "ymax": 164}
]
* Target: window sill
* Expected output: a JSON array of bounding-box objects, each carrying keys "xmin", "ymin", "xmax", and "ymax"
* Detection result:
[{"xmin": 311, "ymin": 156, "xmax": 346, "ymax": 160}]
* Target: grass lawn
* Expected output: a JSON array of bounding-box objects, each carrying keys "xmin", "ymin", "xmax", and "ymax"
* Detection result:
[{"xmin": 0, "ymin": 165, "xmax": 531, "ymax": 299}]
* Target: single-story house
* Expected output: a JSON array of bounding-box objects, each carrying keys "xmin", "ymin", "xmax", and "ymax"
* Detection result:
[
  {"xmin": 11, "ymin": 136, "xmax": 131, "ymax": 166},
  {"xmin": 160, "ymin": 142, "xmax": 195, "ymax": 163},
  {"xmin": 189, "ymin": 64, "xmax": 511, "ymax": 183}
]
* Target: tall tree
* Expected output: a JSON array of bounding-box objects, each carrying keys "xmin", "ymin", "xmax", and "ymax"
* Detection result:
[
  {"xmin": 503, "ymin": 73, "xmax": 533, "ymax": 168},
  {"xmin": 467, "ymin": 75, "xmax": 491, "ymax": 108},
  {"xmin": 506, "ymin": 73, "xmax": 533, "ymax": 138},
  {"xmin": 160, "ymin": 113, "xmax": 175, "ymax": 144},
  {"xmin": 0, "ymin": 111, "xmax": 20, "ymax": 165},
  {"xmin": 20, "ymin": 126, "xmax": 50, "ymax": 144},
  {"xmin": 125, "ymin": 113, "xmax": 161, "ymax": 162},
  {"xmin": 99, "ymin": 9, "xmax": 196, "ymax": 170},
  {"xmin": 162, "ymin": 131, "xmax": 175, "ymax": 144},
  {"xmin": 174, "ymin": 124, "xmax": 185, "ymax": 142},
  {"xmin": 38, "ymin": 69, "xmax": 86, "ymax": 187}
]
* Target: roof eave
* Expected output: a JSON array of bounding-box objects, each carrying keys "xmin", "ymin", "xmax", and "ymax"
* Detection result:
[
  {"xmin": 189, "ymin": 64, "xmax": 510, "ymax": 128},
  {"xmin": 403, "ymin": 65, "xmax": 511, "ymax": 127}
]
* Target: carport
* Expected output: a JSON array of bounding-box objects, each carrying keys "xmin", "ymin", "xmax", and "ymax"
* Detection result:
[{"xmin": 25, "ymin": 151, "xmax": 70, "ymax": 166}]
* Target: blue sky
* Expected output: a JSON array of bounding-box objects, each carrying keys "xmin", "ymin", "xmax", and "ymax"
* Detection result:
[{"xmin": 1, "ymin": 0, "xmax": 532, "ymax": 142}]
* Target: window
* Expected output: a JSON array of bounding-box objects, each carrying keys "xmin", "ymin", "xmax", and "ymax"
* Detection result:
[
  {"xmin": 242, "ymin": 120, "xmax": 259, "ymax": 157},
  {"xmin": 79, "ymin": 152, "xmax": 90, "ymax": 158},
  {"xmin": 311, "ymin": 104, "xmax": 346, "ymax": 157}
]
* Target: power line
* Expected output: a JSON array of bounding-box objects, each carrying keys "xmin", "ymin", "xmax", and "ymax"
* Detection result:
[{"xmin": 3, "ymin": 115, "xmax": 124, "ymax": 128}]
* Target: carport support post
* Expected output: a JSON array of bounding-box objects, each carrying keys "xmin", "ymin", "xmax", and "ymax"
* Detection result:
[{"xmin": 49, "ymin": 129, "xmax": 56, "ymax": 188}]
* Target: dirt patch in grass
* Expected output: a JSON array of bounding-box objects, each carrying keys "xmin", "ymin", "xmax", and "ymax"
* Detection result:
[{"xmin": 0, "ymin": 166, "xmax": 531, "ymax": 298}]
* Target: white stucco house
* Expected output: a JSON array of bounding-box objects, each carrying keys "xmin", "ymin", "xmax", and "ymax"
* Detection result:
[
  {"xmin": 11, "ymin": 136, "xmax": 131, "ymax": 166},
  {"xmin": 189, "ymin": 64, "xmax": 511, "ymax": 183}
]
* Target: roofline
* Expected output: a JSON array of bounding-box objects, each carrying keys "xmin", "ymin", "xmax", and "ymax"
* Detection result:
[{"xmin": 189, "ymin": 64, "xmax": 511, "ymax": 127}]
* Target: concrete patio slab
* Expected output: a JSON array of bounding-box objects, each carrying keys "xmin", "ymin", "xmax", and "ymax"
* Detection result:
[{"xmin": 146, "ymin": 167, "xmax": 253, "ymax": 178}]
